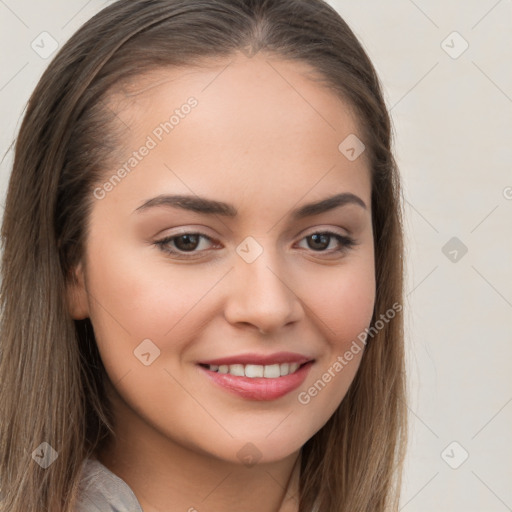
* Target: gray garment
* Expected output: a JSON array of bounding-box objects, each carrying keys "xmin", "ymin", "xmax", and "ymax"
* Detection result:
[{"xmin": 75, "ymin": 458, "xmax": 144, "ymax": 512}]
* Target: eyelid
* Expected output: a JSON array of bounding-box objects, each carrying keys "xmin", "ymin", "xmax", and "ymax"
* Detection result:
[
  {"xmin": 155, "ymin": 224, "xmax": 351, "ymax": 242},
  {"xmin": 299, "ymin": 225, "xmax": 351, "ymax": 238}
]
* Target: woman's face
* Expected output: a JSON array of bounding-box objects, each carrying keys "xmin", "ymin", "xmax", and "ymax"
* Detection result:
[{"xmin": 68, "ymin": 53, "xmax": 375, "ymax": 465}]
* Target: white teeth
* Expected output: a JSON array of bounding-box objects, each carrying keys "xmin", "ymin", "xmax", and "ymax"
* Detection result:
[
  {"xmin": 245, "ymin": 364, "xmax": 264, "ymax": 378},
  {"xmin": 263, "ymin": 364, "xmax": 280, "ymax": 378},
  {"xmin": 289, "ymin": 363, "xmax": 299, "ymax": 374},
  {"xmin": 206, "ymin": 362, "xmax": 304, "ymax": 378},
  {"xmin": 229, "ymin": 364, "xmax": 245, "ymax": 376}
]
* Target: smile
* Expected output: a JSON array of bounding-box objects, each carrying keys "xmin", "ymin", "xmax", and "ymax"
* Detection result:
[{"xmin": 197, "ymin": 352, "xmax": 315, "ymax": 401}]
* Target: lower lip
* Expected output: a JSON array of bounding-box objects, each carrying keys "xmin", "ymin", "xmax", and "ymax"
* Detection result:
[{"xmin": 199, "ymin": 362, "xmax": 313, "ymax": 401}]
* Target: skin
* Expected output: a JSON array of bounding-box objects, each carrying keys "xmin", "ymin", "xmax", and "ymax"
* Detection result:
[{"xmin": 67, "ymin": 52, "xmax": 375, "ymax": 512}]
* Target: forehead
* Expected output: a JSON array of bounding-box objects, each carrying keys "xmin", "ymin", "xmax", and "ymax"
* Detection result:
[
  {"xmin": 101, "ymin": 53, "xmax": 371, "ymax": 210},
  {"xmin": 110, "ymin": 53, "xmax": 365, "ymax": 150}
]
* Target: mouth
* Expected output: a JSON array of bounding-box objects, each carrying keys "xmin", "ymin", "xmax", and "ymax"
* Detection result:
[{"xmin": 197, "ymin": 352, "xmax": 315, "ymax": 401}]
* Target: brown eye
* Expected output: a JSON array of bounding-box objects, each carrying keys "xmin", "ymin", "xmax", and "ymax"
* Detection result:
[
  {"xmin": 307, "ymin": 233, "xmax": 331, "ymax": 250},
  {"xmin": 155, "ymin": 232, "xmax": 216, "ymax": 258},
  {"xmin": 173, "ymin": 234, "xmax": 201, "ymax": 251},
  {"xmin": 298, "ymin": 231, "xmax": 356, "ymax": 253}
]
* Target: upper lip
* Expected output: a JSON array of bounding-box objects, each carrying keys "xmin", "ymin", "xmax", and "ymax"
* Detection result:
[{"xmin": 198, "ymin": 352, "xmax": 314, "ymax": 366}]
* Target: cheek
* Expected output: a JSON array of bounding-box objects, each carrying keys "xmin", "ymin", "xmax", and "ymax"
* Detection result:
[
  {"xmin": 85, "ymin": 238, "xmax": 214, "ymax": 337},
  {"xmin": 301, "ymin": 253, "xmax": 376, "ymax": 348},
  {"xmin": 82, "ymin": 238, "xmax": 201, "ymax": 379},
  {"xmin": 291, "ymin": 254, "xmax": 375, "ymax": 426}
]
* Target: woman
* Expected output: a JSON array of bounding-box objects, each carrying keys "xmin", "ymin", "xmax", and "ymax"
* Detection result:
[{"xmin": 0, "ymin": 1, "xmax": 407, "ymax": 510}]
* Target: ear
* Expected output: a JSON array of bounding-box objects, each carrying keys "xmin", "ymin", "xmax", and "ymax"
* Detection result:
[{"xmin": 66, "ymin": 261, "xmax": 90, "ymax": 320}]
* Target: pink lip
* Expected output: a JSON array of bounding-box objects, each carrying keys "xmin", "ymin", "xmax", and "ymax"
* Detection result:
[
  {"xmin": 198, "ymin": 351, "xmax": 312, "ymax": 366},
  {"xmin": 198, "ymin": 360, "xmax": 314, "ymax": 401}
]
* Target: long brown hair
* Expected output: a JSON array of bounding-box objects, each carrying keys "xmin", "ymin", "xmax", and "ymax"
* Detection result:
[{"xmin": 0, "ymin": 1, "xmax": 407, "ymax": 510}]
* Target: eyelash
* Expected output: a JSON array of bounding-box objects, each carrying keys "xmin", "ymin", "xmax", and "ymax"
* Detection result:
[{"xmin": 154, "ymin": 230, "xmax": 357, "ymax": 259}]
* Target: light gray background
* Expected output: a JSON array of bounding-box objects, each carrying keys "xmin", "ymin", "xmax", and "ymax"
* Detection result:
[{"xmin": 1, "ymin": 1, "xmax": 511, "ymax": 511}]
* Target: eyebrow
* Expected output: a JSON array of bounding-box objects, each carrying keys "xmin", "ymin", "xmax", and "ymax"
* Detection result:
[{"xmin": 134, "ymin": 192, "xmax": 366, "ymax": 219}]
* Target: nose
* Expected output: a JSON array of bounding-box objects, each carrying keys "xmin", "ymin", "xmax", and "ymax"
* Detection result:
[{"xmin": 223, "ymin": 245, "xmax": 304, "ymax": 335}]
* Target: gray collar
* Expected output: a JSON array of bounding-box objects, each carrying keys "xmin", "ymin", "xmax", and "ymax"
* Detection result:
[{"xmin": 75, "ymin": 458, "xmax": 144, "ymax": 512}]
